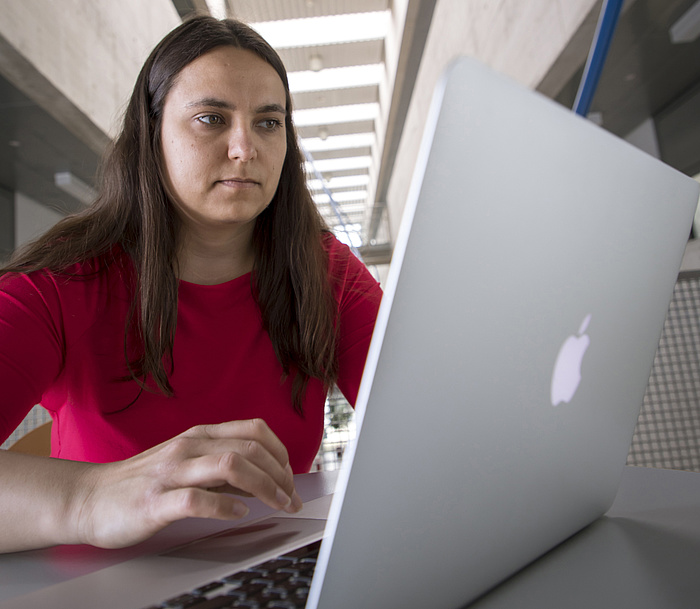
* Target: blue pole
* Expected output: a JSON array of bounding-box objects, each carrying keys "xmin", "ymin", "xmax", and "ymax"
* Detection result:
[{"xmin": 573, "ymin": 0, "xmax": 624, "ymax": 117}]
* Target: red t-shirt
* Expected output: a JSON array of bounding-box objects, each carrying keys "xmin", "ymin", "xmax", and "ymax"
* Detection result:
[{"xmin": 0, "ymin": 235, "xmax": 381, "ymax": 472}]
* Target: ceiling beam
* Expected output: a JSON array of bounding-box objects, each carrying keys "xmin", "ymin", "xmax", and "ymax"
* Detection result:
[{"xmin": 368, "ymin": 0, "xmax": 437, "ymax": 243}]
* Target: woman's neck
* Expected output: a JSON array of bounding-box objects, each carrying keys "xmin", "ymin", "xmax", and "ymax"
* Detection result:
[{"xmin": 175, "ymin": 224, "xmax": 255, "ymax": 285}]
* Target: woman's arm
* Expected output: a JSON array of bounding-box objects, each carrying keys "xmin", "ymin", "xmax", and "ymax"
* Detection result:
[{"xmin": 0, "ymin": 419, "xmax": 301, "ymax": 553}]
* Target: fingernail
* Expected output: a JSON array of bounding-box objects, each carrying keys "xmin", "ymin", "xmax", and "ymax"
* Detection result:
[
  {"xmin": 233, "ymin": 503, "xmax": 250, "ymax": 518},
  {"xmin": 283, "ymin": 491, "xmax": 303, "ymax": 514},
  {"xmin": 276, "ymin": 488, "xmax": 292, "ymax": 509}
]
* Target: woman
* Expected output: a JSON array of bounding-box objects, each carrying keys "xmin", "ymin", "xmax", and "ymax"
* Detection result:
[{"xmin": 0, "ymin": 16, "xmax": 381, "ymax": 552}]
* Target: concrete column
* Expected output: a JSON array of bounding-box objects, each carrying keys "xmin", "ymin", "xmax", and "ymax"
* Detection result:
[{"xmin": 385, "ymin": 0, "xmax": 599, "ymax": 242}]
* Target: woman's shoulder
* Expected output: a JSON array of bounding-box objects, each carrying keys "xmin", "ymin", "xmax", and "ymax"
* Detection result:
[
  {"xmin": 322, "ymin": 230, "xmax": 347, "ymax": 255},
  {"xmin": 0, "ymin": 246, "xmax": 136, "ymax": 357},
  {"xmin": 321, "ymin": 231, "xmax": 382, "ymax": 305},
  {"xmin": 0, "ymin": 245, "xmax": 134, "ymax": 304},
  {"xmin": 323, "ymin": 232, "xmax": 358, "ymax": 278},
  {"xmin": 322, "ymin": 231, "xmax": 362, "ymax": 271}
]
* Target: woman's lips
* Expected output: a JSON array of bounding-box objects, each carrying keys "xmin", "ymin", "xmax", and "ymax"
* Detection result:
[{"xmin": 218, "ymin": 177, "xmax": 259, "ymax": 188}]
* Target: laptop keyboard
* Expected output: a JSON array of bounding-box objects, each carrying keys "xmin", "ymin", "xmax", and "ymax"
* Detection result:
[{"xmin": 141, "ymin": 539, "xmax": 321, "ymax": 609}]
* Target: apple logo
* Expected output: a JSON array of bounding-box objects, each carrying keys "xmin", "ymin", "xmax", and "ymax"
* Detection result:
[{"xmin": 550, "ymin": 314, "xmax": 592, "ymax": 407}]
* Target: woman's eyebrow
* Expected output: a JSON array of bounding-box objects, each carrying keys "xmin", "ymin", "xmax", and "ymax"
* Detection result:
[
  {"xmin": 185, "ymin": 97, "xmax": 232, "ymax": 109},
  {"xmin": 185, "ymin": 98, "xmax": 286, "ymax": 114},
  {"xmin": 258, "ymin": 103, "xmax": 286, "ymax": 115}
]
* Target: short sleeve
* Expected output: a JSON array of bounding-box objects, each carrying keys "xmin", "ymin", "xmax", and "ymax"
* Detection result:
[{"xmin": 0, "ymin": 272, "xmax": 65, "ymax": 443}]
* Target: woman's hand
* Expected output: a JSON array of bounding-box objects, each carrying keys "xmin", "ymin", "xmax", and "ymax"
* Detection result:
[{"xmin": 69, "ymin": 419, "xmax": 303, "ymax": 549}]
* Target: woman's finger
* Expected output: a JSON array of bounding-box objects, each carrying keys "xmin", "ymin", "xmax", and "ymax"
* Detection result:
[
  {"xmin": 167, "ymin": 451, "xmax": 297, "ymax": 512},
  {"xmin": 157, "ymin": 486, "xmax": 252, "ymax": 522},
  {"xmin": 184, "ymin": 419, "xmax": 290, "ymax": 470},
  {"xmin": 159, "ymin": 430, "xmax": 296, "ymax": 501}
]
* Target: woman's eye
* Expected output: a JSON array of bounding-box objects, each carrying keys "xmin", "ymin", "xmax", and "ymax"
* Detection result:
[
  {"xmin": 259, "ymin": 118, "xmax": 283, "ymax": 131},
  {"xmin": 197, "ymin": 114, "xmax": 223, "ymax": 125}
]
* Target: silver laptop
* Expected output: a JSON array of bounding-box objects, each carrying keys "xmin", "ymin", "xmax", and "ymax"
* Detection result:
[{"xmin": 1, "ymin": 56, "xmax": 697, "ymax": 609}]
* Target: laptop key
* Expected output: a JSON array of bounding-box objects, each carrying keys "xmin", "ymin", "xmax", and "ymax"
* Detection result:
[
  {"xmin": 250, "ymin": 572, "xmax": 292, "ymax": 585},
  {"xmin": 265, "ymin": 602, "xmax": 302, "ymax": 609},
  {"xmin": 178, "ymin": 596, "xmax": 236, "ymax": 609},
  {"xmin": 296, "ymin": 564, "xmax": 316, "ymax": 577},
  {"xmin": 192, "ymin": 581, "xmax": 225, "ymax": 595},
  {"xmin": 230, "ymin": 601, "xmax": 259, "ymax": 608},
  {"xmin": 162, "ymin": 592, "xmax": 202, "ymax": 607},
  {"xmin": 227, "ymin": 582, "xmax": 267, "ymax": 598},
  {"xmin": 257, "ymin": 558, "xmax": 295, "ymax": 571},
  {"xmin": 291, "ymin": 576, "xmax": 312, "ymax": 586},
  {"xmin": 260, "ymin": 588, "xmax": 286, "ymax": 602},
  {"xmin": 223, "ymin": 570, "xmax": 259, "ymax": 585},
  {"xmin": 295, "ymin": 587, "xmax": 310, "ymax": 598}
]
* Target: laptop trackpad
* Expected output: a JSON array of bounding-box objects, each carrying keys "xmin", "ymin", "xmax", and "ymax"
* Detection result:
[{"xmin": 163, "ymin": 517, "xmax": 326, "ymax": 564}]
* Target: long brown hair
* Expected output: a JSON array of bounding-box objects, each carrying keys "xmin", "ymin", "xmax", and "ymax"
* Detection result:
[{"xmin": 1, "ymin": 16, "xmax": 338, "ymax": 412}]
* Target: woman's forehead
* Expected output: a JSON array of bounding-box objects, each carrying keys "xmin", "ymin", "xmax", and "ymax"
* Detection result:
[{"xmin": 169, "ymin": 46, "xmax": 287, "ymax": 110}]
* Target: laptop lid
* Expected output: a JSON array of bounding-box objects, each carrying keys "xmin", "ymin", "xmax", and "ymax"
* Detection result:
[{"xmin": 308, "ymin": 56, "xmax": 699, "ymax": 608}]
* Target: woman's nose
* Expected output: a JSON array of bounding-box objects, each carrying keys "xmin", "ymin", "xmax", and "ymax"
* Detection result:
[{"xmin": 228, "ymin": 125, "xmax": 256, "ymax": 162}]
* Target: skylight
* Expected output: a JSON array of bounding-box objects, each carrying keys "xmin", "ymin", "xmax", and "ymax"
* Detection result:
[
  {"xmin": 313, "ymin": 191, "xmax": 369, "ymax": 205},
  {"xmin": 250, "ymin": 11, "xmax": 391, "ymax": 49},
  {"xmin": 293, "ymin": 103, "xmax": 379, "ymax": 127},
  {"xmin": 302, "ymin": 133, "xmax": 375, "ymax": 153},
  {"xmin": 305, "ymin": 156, "xmax": 372, "ymax": 173},
  {"xmin": 288, "ymin": 64, "xmax": 384, "ymax": 94},
  {"xmin": 306, "ymin": 175, "xmax": 371, "ymax": 191}
]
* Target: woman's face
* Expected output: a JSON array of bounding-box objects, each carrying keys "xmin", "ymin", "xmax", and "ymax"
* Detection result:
[{"xmin": 159, "ymin": 46, "xmax": 287, "ymax": 237}]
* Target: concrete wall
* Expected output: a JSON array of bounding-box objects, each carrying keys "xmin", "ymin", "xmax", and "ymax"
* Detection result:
[
  {"xmin": 385, "ymin": 0, "xmax": 599, "ymax": 242},
  {"xmin": 0, "ymin": 0, "xmax": 181, "ymax": 150},
  {"xmin": 14, "ymin": 192, "xmax": 65, "ymax": 250}
]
